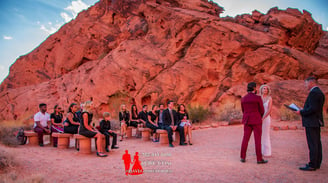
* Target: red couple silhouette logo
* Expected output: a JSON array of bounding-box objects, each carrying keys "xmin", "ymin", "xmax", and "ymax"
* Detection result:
[{"xmin": 122, "ymin": 150, "xmax": 144, "ymax": 176}]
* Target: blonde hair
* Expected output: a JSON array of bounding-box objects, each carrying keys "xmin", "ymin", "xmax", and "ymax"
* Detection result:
[
  {"xmin": 103, "ymin": 112, "xmax": 110, "ymax": 118},
  {"xmin": 259, "ymin": 84, "xmax": 271, "ymax": 96},
  {"xmin": 120, "ymin": 104, "xmax": 126, "ymax": 111},
  {"xmin": 83, "ymin": 101, "xmax": 93, "ymax": 112}
]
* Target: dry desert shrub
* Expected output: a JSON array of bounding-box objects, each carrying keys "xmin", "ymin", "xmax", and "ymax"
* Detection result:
[
  {"xmin": 215, "ymin": 103, "xmax": 242, "ymax": 122},
  {"xmin": 0, "ymin": 127, "xmax": 20, "ymax": 147},
  {"xmin": 187, "ymin": 104, "xmax": 210, "ymax": 123}
]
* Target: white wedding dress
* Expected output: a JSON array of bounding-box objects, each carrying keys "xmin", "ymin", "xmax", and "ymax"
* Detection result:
[{"xmin": 262, "ymin": 100, "xmax": 271, "ymax": 156}]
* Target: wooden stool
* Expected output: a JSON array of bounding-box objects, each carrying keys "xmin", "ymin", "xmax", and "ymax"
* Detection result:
[
  {"xmin": 138, "ymin": 128, "xmax": 151, "ymax": 141},
  {"xmin": 126, "ymin": 126, "xmax": 135, "ymax": 138},
  {"xmin": 24, "ymin": 131, "xmax": 38, "ymax": 146},
  {"xmin": 157, "ymin": 129, "xmax": 168, "ymax": 144},
  {"xmin": 74, "ymin": 134, "xmax": 91, "ymax": 154},
  {"xmin": 52, "ymin": 133, "xmax": 72, "ymax": 149}
]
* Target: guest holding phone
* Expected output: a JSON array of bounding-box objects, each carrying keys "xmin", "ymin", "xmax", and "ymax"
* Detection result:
[{"xmin": 178, "ymin": 104, "xmax": 192, "ymax": 145}]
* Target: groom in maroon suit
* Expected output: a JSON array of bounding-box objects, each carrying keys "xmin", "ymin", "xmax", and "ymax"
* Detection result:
[{"xmin": 240, "ymin": 82, "xmax": 268, "ymax": 164}]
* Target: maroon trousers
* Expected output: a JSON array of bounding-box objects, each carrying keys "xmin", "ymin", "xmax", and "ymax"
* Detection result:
[
  {"xmin": 240, "ymin": 124, "xmax": 263, "ymax": 161},
  {"xmin": 34, "ymin": 126, "xmax": 50, "ymax": 145}
]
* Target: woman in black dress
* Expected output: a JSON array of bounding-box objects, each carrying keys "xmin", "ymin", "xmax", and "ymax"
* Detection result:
[
  {"xmin": 79, "ymin": 101, "xmax": 107, "ymax": 157},
  {"xmin": 130, "ymin": 105, "xmax": 141, "ymax": 137},
  {"xmin": 177, "ymin": 104, "xmax": 192, "ymax": 145},
  {"xmin": 63, "ymin": 103, "xmax": 80, "ymax": 134},
  {"xmin": 50, "ymin": 105, "xmax": 64, "ymax": 147},
  {"xmin": 147, "ymin": 105, "xmax": 159, "ymax": 142},
  {"xmin": 119, "ymin": 104, "xmax": 130, "ymax": 141}
]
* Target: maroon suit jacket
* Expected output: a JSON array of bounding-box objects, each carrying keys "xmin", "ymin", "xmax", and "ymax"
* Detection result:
[{"xmin": 241, "ymin": 92, "xmax": 265, "ymax": 125}]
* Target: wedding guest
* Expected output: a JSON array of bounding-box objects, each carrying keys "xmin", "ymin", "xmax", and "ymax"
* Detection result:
[
  {"xmin": 99, "ymin": 112, "xmax": 119, "ymax": 152},
  {"xmin": 138, "ymin": 105, "xmax": 148, "ymax": 126},
  {"xmin": 240, "ymin": 82, "xmax": 267, "ymax": 164},
  {"xmin": 50, "ymin": 105, "xmax": 64, "ymax": 147},
  {"xmin": 162, "ymin": 100, "xmax": 186, "ymax": 147},
  {"xmin": 296, "ymin": 76, "xmax": 325, "ymax": 171},
  {"xmin": 259, "ymin": 84, "xmax": 272, "ymax": 157},
  {"xmin": 75, "ymin": 103, "xmax": 84, "ymax": 123},
  {"xmin": 130, "ymin": 104, "xmax": 140, "ymax": 128},
  {"xmin": 63, "ymin": 103, "xmax": 80, "ymax": 134},
  {"xmin": 147, "ymin": 105, "xmax": 160, "ymax": 142},
  {"xmin": 33, "ymin": 103, "xmax": 51, "ymax": 147},
  {"xmin": 130, "ymin": 104, "xmax": 141, "ymax": 137},
  {"xmin": 178, "ymin": 104, "xmax": 192, "ymax": 145},
  {"xmin": 119, "ymin": 104, "xmax": 130, "ymax": 141},
  {"xmin": 79, "ymin": 101, "xmax": 107, "ymax": 157},
  {"xmin": 156, "ymin": 104, "xmax": 165, "ymax": 129}
]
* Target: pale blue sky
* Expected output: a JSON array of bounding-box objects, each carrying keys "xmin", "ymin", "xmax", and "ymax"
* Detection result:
[{"xmin": 0, "ymin": 0, "xmax": 327, "ymax": 84}]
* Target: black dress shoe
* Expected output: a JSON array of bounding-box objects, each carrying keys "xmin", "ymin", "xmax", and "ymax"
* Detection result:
[
  {"xmin": 257, "ymin": 160, "xmax": 268, "ymax": 164},
  {"xmin": 299, "ymin": 165, "xmax": 316, "ymax": 171},
  {"xmin": 105, "ymin": 148, "xmax": 110, "ymax": 152},
  {"xmin": 240, "ymin": 159, "xmax": 246, "ymax": 163},
  {"xmin": 306, "ymin": 164, "xmax": 320, "ymax": 169},
  {"xmin": 179, "ymin": 143, "xmax": 188, "ymax": 146},
  {"xmin": 111, "ymin": 146, "xmax": 119, "ymax": 149},
  {"xmin": 169, "ymin": 144, "xmax": 174, "ymax": 147},
  {"xmin": 39, "ymin": 143, "xmax": 44, "ymax": 147},
  {"xmin": 96, "ymin": 152, "xmax": 108, "ymax": 157}
]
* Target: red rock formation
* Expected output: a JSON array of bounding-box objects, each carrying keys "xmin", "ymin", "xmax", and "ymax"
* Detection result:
[{"xmin": 0, "ymin": 0, "xmax": 327, "ymax": 121}]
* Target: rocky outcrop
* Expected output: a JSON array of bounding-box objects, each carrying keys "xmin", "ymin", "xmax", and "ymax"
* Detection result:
[{"xmin": 0, "ymin": 0, "xmax": 327, "ymax": 121}]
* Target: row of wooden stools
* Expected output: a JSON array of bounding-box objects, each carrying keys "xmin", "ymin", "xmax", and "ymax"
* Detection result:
[
  {"xmin": 24, "ymin": 131, "xmax": 104, "ymax": 154},
  {"xmin": 126, "ymin": 127, "xmax": 179, "ymax": 144}
]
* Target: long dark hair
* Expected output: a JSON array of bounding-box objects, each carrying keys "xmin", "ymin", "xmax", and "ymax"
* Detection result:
[
  {"xmin": 53, "ymin": 104, "xmax": 59, "ymax": 113},
  {"xmin": 177, "ymin": 104, "xmax": 187, "ymax": 114},
  {"xmin": 68, "ymin": 103, "xmax": 77, "ymax": 113},
  {"xmin": 131, "ymin": 105, "xmax": 138, "ymax": 117}
]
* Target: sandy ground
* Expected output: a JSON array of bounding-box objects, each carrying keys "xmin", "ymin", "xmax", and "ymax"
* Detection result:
[{"xmin": 1, "ymin": 124, "xmax": 327, "ymax": 183}]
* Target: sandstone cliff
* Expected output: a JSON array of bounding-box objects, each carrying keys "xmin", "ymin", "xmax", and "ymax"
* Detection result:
[{"xmin": 0, "ymin": 0, "xmax": 327, "ymax": 121}]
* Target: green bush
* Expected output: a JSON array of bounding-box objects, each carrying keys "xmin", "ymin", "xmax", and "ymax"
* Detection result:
[{"xmin": 187, "ymin": 105, "xmax": 210, "ymax": 123}]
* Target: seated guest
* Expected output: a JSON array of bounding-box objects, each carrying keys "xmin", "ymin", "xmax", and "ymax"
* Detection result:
[
  {"xmin": 156, "ymin": 104, "xmax": 165, "ymax": 129},
  {"xmin": 163, "ymin": 100, "xmax": 186, "ymax": 147},
  {"xmin": 33, "ymin": 103, "xmax": 51, "ymax": 147},
  {"xmin": 178, "ymin": 104, "xmax": 192, "ymax": 145},
  {"xmin": 79, "ymin": 101, "xmax": 107, "ymax": 157},
  {"xmin": 75, "ymin": 103, "xmax": 84, "ymax": 123},
  {"xmin": 138, "ymin": 105, "xmax": 148, "ymax": 127},
  {"xmin": 63, "ymin": 103, "xmax": 80, "ymax": 134},
  {"xmin": 50, "ymin": 105, "xmax": 64, "ymax": 147},
  {"xmin": 148, "ymin": 105, "xmax": 160, "ymax": 142},
  {"xmin": 130, "ymin": 104, "xmax": 140, "ymax": 137},
  {"xmin": 99, "ymin": 112, "xmax": 119, "ymax": 152},
  {"xmin": 119, "ymin": 104, "xmax": 130, "ymax": 141}
]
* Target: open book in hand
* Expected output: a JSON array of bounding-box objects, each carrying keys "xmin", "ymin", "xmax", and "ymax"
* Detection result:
[{"xmin": 284, "ymin": 103, "xmax": 300, "ymax": 111}]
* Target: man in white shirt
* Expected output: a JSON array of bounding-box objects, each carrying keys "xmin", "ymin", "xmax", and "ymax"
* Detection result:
[{"xmin": 33, "ymin": 103, "xmax": 51, "ymax": 146}]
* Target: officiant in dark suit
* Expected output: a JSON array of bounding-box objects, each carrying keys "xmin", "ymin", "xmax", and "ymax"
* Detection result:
[
  {"xmin": 163, "ymin": 100, "xmax": 186, "ymax": 147},
  {"xmin": 240, "ymin": 82, "xmax": 267, "ymax": 164},
  {"xmin": 296, "ymin": 76, "xmax": 325, "ymax": 171}
]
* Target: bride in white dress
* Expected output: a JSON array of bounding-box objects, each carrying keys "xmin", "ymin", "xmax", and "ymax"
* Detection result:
[{"xmin": 260, "ymin": 84, "xmax": 272, "ymax": 157}]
